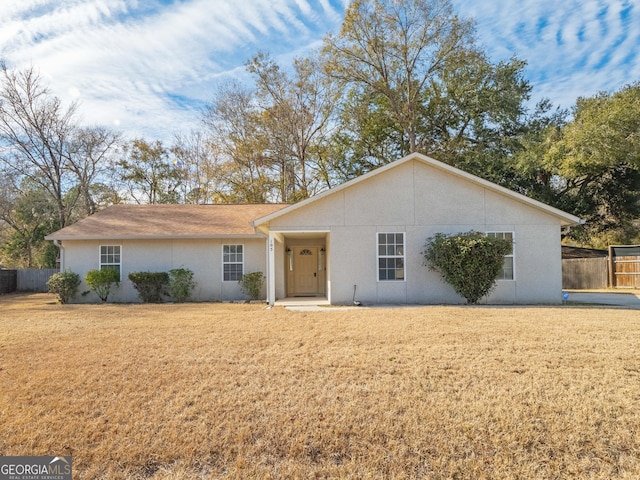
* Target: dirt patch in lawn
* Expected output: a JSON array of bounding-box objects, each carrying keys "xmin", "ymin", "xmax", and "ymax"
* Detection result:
[{"xmin": 1, "ymin": 293, "xmax": 640, "ymax": 479}]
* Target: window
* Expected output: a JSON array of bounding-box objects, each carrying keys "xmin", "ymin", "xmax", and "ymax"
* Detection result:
[
  {"xmin": 100, "ymin": 245, "xmax": 121, "ymax": 278},
  {"xmin": 377, "ymin": 233, "xmax": 405, "ymax": 281},
  {"xmin": 487, "ymin": 232, "xmax": 514, "ymax": 280},
  {"xmin": 223, "ymin": 244, "xmax": 244, "ymax": 281}
]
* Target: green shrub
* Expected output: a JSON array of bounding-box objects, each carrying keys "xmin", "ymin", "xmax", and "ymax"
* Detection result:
[
  {"xmin": 85, "ymin": 268, "xmax": 120, "ymax": 302},
  {"xmin": 168, "ymin": 268, "xmax": 196, "ymax": 303},
  {"xmin": 239, "ymin": 271, "xmax": 264, "ymax": 300},
  {"xmin": 47, "ymin": 270, "xmax": 80, "ymax": 304},
  {"xmin": 128, "ymin": 271, "xmax": 169, "ymax": 303},
  {"xmin": 422, "ymin": 231, "xmax": 512, "ymax": 304}
]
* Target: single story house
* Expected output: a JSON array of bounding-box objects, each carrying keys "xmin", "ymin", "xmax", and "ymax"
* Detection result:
[{"xmin": 46, "ymin": 153, "xmax": 582, "ymax": 305}]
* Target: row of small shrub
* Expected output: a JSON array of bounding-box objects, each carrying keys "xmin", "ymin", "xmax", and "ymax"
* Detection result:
[
  {"xmin": 47, "ymin": 268, "xmax": 196, "ymax": 304},
  {"xmin": 125, "ymin": 268, "xmax": 197, "ymax": 303},
  {"xmin": 127, "ymin": 269, "xmax": 195, "ymax": 303}
]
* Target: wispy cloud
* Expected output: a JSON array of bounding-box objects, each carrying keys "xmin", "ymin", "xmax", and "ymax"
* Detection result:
[
  {"xmin": 0, "ymin": 0, "xmax": 637, "ymax": 141},
  {"xmin": 454, "ymin": 0, "xmax": 640, "ymax": 108},
  {"xmin": 1, "ymin": 0, "xmax": 346, "ymax": 139}
]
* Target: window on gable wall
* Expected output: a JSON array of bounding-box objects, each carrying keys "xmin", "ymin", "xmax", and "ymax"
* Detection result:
[
  {"xmin": 377, "ymin": 233, "xmax": 405, "ymax": 281},
  {"xmin": 487, "ymin": 232, "xmax": 514, "ymax": 280},
  {"xmin": 100, "ymin": 245, "xmax": 121, "ymax": 279},
  {"xmin": 223, "ymin": 244, "xmax": 244, "ymax": 281}
]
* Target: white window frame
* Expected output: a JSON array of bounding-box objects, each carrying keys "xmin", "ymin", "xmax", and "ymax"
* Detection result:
[
  {"xmin": 486, "ymin": 232, "xmax": 515, "ymax": 281},
  {"xmin": 377, "ymin": 232, "xmax": 406, "ymax": 282},
  {"xmin": 99, "ymin": 245, "xmax": 122, "ymax": 280},
  {"xmin": 222, "ymin": 244, "xmax": 244, "ymax": 282}
]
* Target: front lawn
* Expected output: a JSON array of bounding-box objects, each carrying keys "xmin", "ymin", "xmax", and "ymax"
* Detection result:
[{"xmin": 1, "ymin": 294, "xmax": 639, "ymax": 479}]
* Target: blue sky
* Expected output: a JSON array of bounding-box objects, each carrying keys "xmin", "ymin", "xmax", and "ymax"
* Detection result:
[{"xmin": 1, "ymin": 0, "xmax": 638, "ymax": 142}]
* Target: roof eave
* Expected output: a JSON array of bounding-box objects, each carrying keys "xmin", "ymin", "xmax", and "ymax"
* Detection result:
[{"xmin": 45, "ymin": 233, "xmax": 267, "ymax": 241}]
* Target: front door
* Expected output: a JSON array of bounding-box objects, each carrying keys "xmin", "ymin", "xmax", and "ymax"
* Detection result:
[{"xmin": 291, "ymin": 247, "xmax": 319, "ymax": 296}]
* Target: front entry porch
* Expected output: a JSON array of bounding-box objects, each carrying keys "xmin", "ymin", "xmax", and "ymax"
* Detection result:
[{"xmin": 267, "ymin": 231, "xmax": 330, "ymax": 305}]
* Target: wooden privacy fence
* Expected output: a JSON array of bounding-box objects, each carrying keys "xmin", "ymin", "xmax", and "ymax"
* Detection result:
[
  {"xmin": 562, "ymin": 245, "xmax": 640, "ymax": 290},
  {"xmin": 609, "ymin": 246, "xmax": 640, "ymax": 289},
  {"xmin": 16, "ymin": 268, "xmax": 60, "ymax": 292},
  {"xmin": 562, "ymin": 258, "xmax": 609, "ymax": 289}
]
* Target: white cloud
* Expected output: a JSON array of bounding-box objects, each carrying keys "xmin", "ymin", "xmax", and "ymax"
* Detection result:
[
  {"xmin": 0, "ymin": 0, "xmax": 638, "ymax": 140},
  {"xmin": 454, "ymin": 0, "xmax": 640, "ymax": 109},
  {"xmin": 1, "ymin": 0, "xmax": 342, "ymax": 139}
]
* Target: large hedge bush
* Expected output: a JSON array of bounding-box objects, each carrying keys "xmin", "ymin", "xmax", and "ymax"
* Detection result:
[
  {"xmin": 422, "ymin": 231, "xmax": 512, "ymax": 304},
  {"xmin": 128, "ymin": 271, "xmax": 169, "ymax": 303},
  {"xmin": 85, "ymin": 268, "xmax": 120, "ymax": 302},
  {"xmin": 47, "ymin": 270, "xmax": 81, "ymax": 304}
]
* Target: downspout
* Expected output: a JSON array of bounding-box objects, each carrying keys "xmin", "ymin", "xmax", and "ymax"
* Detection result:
[{"xmin": 53, "ymin": 239, "xmax": 64, "ymax": 271}]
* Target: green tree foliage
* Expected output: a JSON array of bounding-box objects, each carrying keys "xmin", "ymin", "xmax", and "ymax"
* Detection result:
[
  {"xmin": 85, "ymin": 268, "xmax": 120, "ymax": 302},
  {"xmin": 0, "ymin": 178, "xmax": 60, "ymax": 267},
  {"xmin": 117, "ymin": 139, "xmax": 183, "ymax": 204},
  {"xmin": 328, "ymin": 89, "xmax": 407, "ymax": 181},
  {"xmin": 47, "ymin": 270, "xmax": 81, "ymax": 304},
  {"xmin": 423, "ymin": 231, "xmax": 512, "ymax": 304},
  {"xmin": 128, "ymin": 271, "xmax": 169, "ymax": 303},
  {"xmin": 423, "ymin": 52, "xmax": 531, "ymax": 179},
  {"xmin": 322, "ymin": 0, "xmax": 532, "ymax": 182},
  {"xmin": 168, "ymin": 267, "xmax": 196, "ymax": 303},
  {"xmin": 516, "ymin": 83, "xmax": 640, "ymax": 246},
  {"xmin": 323, "ymin": 0, "xmax": 475, "ymax": 154}
]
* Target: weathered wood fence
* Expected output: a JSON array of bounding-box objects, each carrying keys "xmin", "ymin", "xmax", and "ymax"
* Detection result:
[
  {"xmin": 17, "ymin": 268, "xmax": 59, "ymax": 292},
  {"xmin": 562, "ymin": 258, "xmax": 609, "ymax": 289},
  {"xmin": 0, "ymin": 269, "xmax": 59, "ymax": 293},
  {"xmin": 563, "ymin": 246, "xmax": 640, "ymax": 289},
  {"xmin": 611, "ymin": 255, "xmax": 640, "ymax": 288}
]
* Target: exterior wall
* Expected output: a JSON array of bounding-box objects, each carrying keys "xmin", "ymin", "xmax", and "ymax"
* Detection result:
[
  {"xmin": 269, "ymin": 159, "xmax": 565, "ymax": 305},
  {"xmin": 61, "ymin": 237, "xmax": 267, "ymax": 303}
]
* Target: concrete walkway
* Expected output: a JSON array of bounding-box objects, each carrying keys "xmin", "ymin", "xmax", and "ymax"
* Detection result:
[
  {"xmin": 278, "ymin": 292, "xmax": 640, "ymax": 310},
  {"xmin": 567, "ymin": 291, "xmax": 640, "ymax": 309}
]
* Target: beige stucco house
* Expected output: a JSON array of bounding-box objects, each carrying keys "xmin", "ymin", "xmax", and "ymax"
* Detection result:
[{"xmin": 47, "ymin": 153, "xmax": 582, "ymax": 305}]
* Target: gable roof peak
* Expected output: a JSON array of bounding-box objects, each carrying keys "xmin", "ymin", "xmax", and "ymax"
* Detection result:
[{"xmin": 252, "ymin": 152, "xmax": 583, "ymax": 227}]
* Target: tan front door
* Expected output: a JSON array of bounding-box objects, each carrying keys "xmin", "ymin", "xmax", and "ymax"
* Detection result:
[{"xmin": 291, "ymin": 247, "xmax": 319, "ymax": 296}]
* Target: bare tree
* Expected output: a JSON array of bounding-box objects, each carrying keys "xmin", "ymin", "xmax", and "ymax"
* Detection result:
[
  {"xmin": 203, "ymin": 81, "xmax": 276, "ymax": 203},
  {"xmin": 248, "ymin": 53, "xmax": 338, "ymax": 201},
  {"xmin": 0, "ymin": 62, "xmax": 121, "ymax": 266},
  {"xmin": 0, "ymin": 61, "xmax": 78, "ymax": 228},
  {"xmin": 68, "ymin": 126, "xmax": 121, "ymax": 216},
  {"xmin": 171, "ymin": 131, "xmax": 222, "ymax": 204}
]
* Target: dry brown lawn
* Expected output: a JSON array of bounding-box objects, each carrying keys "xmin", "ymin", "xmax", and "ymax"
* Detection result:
[{"xmin": 1, "ymin": 293, "xmax": 639, "ymax": 479}]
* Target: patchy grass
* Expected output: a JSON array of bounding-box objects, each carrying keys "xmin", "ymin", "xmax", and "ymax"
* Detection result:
[{"xmin": 1, "ymin": 293, "xmax": 640, "ymax": 479}]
